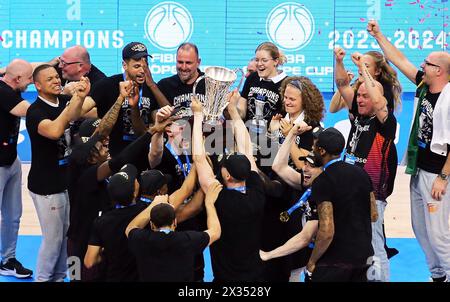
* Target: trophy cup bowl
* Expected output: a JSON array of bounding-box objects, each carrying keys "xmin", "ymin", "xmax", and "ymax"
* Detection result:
[{"xmin": 193, "ymin": 66, "xmax": 243, "ymax": 126}]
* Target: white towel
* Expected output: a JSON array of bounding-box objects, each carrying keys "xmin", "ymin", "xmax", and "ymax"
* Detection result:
[{"xmin": 430, "ymin": 82, "xmax": 450, "ymax": 156}]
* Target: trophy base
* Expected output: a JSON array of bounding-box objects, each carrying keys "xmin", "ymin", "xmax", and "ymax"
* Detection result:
[{"xmin": 204, "ymin": 116, "xmax": 224, "ymax": 127}]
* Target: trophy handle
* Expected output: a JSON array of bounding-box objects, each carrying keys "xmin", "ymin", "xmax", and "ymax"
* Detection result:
[
  {"xmin": 232, "ymin": 68, "xmax": 245, "ymax": 92},
  {"xmin": 192, "ymin": 75, "xmax": 205, "ymax": 98}
]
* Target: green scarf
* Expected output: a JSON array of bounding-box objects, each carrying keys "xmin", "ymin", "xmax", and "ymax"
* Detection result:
[{"xmin": 405, "ymin": 83, "xmax": 428, "ymax": 175}]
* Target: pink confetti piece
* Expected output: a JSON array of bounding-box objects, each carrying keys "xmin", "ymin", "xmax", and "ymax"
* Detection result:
[
  {"xmin": 444, "ymin": 23, "xmax": 449, "ymax": 27},
  {"xmin": 0, "ymin": 36, "xmax": 3, "ymax": 42},
  {"xmin": 409, "ymin": 1, "xmax": 417, "ymax": 4},
  {"xmin": 360, "ymin": 17, "xmax": 366, "ymax": 21},
  {"xmin": 418, "ymin": 45, "xmax": 423, "ymax": 49},
  {"xmin": 409, "ymin": 27, "xmax": 414, "ymax": 32},
  {"xmin": 419, "ymin": 18, "xmax": 425, "ymax": 23},
  {"xmin": 420, "ymin": 4, "xmax": 424, "ymax": 8},
  {"xmin": 385, "ymin": 3, "xmax": 393, "ymax": 6}
]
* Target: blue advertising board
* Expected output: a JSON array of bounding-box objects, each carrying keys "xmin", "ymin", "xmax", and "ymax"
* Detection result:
[{"xmin": 0, "ymin": 0, "xmax": 447, "ymax": 162}]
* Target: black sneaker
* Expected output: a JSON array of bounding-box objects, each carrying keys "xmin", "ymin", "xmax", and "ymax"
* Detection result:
[
  {"xmin": 0, "ymin": 258, "xmax": 33, "ymax": 278},
  {"xmin": 431, "ymin": 276, "xmax": 447, "ymax": 282}
]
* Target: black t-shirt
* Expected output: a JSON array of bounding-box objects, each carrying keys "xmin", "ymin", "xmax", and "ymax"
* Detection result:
[
  {"xmin": 128, "ymin": 228, "xmax": 209, "ymax": 282},
  {"xmin": 210, "ymin": 171, "xmax": 266, "ymax": 281},
  {"xmin": 345, "ymin": 113, "xmax": 398, "ymax": 200},
  {"xmin": 154, "ymin": 145, "xmax": 192, "ymax": 194},
  {"xmin": 157, "ymin": 70, "xmax": 206, "ymax": 117},
  {"xmin": 67, "ymin": 162, "xmax": 112, "ymax": 246},
  {"xmin": 242, "ymin": 72, "xmax": 287, "ymax": 124},
  {"xmin": 415, "ymin": 71, "xmax": 448, "ymax": 174},
  {"xmin": 88, "ymin": 202, "xmax": 147, "ymax": 282},
  {"xmin": 0, "ymin": 81, "xmax": 22, "ymax": 166},
  {"xmin": 26, "ymin": 95, "xmax": 72, "ymax": 195},
  {"xmin": 310, "ymin": 161, "xmax": 374, "ymax": 267},
  {"xmin": 91, "ymin": 74, "xmax": 159, "ymax": 159}
]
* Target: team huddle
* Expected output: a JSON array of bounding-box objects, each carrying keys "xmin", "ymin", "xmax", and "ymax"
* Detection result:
[{"xmin": 0, "ymin": 20, "xmax": 449, "ymax": 282}]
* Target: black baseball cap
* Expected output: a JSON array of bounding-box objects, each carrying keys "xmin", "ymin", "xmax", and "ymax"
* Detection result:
[
  {"xmin": 299, "ymin": 151, "xmax": 323, "ymax": 167},
  {"xmin": 139, "ymin": 170, "xmax": 172, "ymax": 196},
  {"xmin": 108, "ymin": 164, "xmax": 138, "ymax": 205},
  {"xmin": 78, "ymin": 118, "xmax": 101, "ymax": 142},
  {"xmin": 219, "ymin": 152, "xmax": 251, "ymax": 181},
  {"xmin": 316, "ymin": 127, "xmax": 345, "ymax": 156},
  {"xmin": 122, "ymin": 42, "xmax": 153, "ymax": 60},
  {"xmin": 312, "ymin": 125, "xmax": 324, "ymax": 140}
]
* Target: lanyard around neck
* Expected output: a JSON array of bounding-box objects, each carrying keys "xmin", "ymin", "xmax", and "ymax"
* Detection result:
[
  {"xmin": 225, "ymin": 186, "xmax": 246, "ymax": 194},
  {"xmin": 165, "ymin": 142, "xmax": 191, "ymax": 178},
  {"xmin": 323, "ymin": 158, "xmax": 341, "ymax": 171},
  {"xmin": 286, "ymin": 188, "xmax": 311, "ymax": 215}
]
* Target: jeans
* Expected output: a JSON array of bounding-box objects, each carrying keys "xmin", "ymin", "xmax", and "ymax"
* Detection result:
[
  {"xmin": 0, "ymin": 157, "xmax": 23, "ymax": 262},
  {"xmin": 370, "ymin": 200, "xmax": 389, "ymax": 282},
  {"xmin": 410, "ymin": 169, "xmax": 450, "ymax": 280},
  {"xmin": 30, "ymin": 190, "xmax": 70, "ymax": 282}
]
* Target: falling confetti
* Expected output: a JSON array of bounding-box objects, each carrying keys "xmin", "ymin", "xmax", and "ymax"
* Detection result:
[
  {"xmin": 257, "ymin": 31, "xmax": 263, "ymax": 35},
  {"xmin": 0, "ymin": 36, "xmax": 3, "ymax": 42},
  {"xmin": 360, "ymin": 17, "xmax": 366, "ymax": 21},
  {"xmin": 318, "ymin": 29, "xmax": 321, "ymax": 35},
  {"xmin": 444, "ymin": 23, "xmax": 449, "ymax": 27}
]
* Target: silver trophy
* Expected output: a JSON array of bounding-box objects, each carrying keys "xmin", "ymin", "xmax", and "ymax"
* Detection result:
[
  {"xmin": 193, "ymin": 66, "xmax": 243, "ymax": 126},
  {"xmin": 249, "ymin": 99, "xmax": 270, "ymax": 134}
]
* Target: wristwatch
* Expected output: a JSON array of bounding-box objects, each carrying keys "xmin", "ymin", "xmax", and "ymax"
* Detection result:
[{"xmin": 438, "ymin": 172, "xmax": 449, "ymax": 181}]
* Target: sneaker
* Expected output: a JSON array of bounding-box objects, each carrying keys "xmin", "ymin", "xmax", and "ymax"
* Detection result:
[
  {"xmin": 0, "ymin": 258, "xmax": 33, "ymax": 278},
  {"xmin": 431, "ymin": 276, "xmax": 447, "ymax": 282}
]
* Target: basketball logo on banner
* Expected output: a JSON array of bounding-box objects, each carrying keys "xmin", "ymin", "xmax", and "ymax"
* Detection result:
[
  {"xmin": 266, "ymin": 2, "xmax": 315, "ymax": 51},
  {"xmin": 144, "ymin": 1, "xmax": 194, "ymax": 51}
]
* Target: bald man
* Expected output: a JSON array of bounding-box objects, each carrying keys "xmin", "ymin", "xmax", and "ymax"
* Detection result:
[
  {"xmin": 368, "ymin": 20, "xmax": 450, "ymax": 282},
  {"xmin": 0, "ymin": 59, "xmax": 33, "ymax": 278},
  {"xmin": 57, "ymin": 45, "xmax": 106, "ymax": 95}
]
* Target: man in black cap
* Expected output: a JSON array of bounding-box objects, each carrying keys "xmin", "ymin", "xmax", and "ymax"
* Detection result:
[
  {"xmin": 80, "ymin": 42, "xmax": 170, "ymax": 172},
  {"xmin": 84, "ymin": 164, "xmax": 147, "ymax": 281},
  {"xmin": 192, "ymin": 93, "xmax": 266, "ymax": 282},
  {"xmin": 304, "ymin": 127, "xmax": 377, "ymax": 282}
]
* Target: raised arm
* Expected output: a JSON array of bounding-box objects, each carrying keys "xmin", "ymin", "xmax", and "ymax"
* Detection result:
[
  {"xmin": 125, "ymin": 195, "xmax": 168, "ymax": 237},
  {"xmin": 260, "ymin": 220, "xmax": 318, "ymax": 261},
  {"xmin": 203, "ymin": 181, "xmax": 222, "ymax": 246},
  {"xmin": 191, "ymin": 97, "xmax": 218, "ymax": 193},
  {"xmin": 272, "ymin": 127, "xmax": 304, "ymax": 190},
  {"xmin": 96, "ymin": 81, "xmax": 130, "ymax": 137},
  {"xmin": 38, "ymin": 77, "xmax": 89, "ymax": 140},
  {"xmin": 148, "ymin": 105, "xmax": 174, "ymax": 168},
  {"xmin": 227, "ymin": 91, "xmax": 258, "ymax": 171},
  {"xmin": 352, "ymin": 52, "xmax": 389, "ymax": 123},
  {"xmin": 144, "ymin": 62, "xmax": 171, "ymax": 108},
  {"xmin": 306, "ymin": 201, "xmax": 335, "ymax": 273},
  {"xmin": 169, "ymin": 164, "xmax": 198, "ymax": 209},
  {"xmin": 329, "ymin": 70, "xmax": 356, "ymax": 113},
  {"xmin": 175, "ymin": 189, "xmax": 205, "ymax": 224},
  {"xmin": 128, "ymin": 82, "xmax": 147, "ymax": 136},
  {"xmin": 334, "ymin": 47, "xmax": 356, "ymax": 107},
  {"xmin": 367, "ymin": 20, "xmax": 418, "ymax": 83},
  {"xmin": 236, "ymin": 94, "xmax": 248, "ymax": 120}
]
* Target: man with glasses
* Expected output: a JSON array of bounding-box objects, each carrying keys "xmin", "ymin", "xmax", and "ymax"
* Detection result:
[
  {"xmin": 368, "ymin": 20, "xmax": 450, "ymax": 282},
  {"xmin": 57, "ymin": 45, "xmax": 106, "ymax": 95}
]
